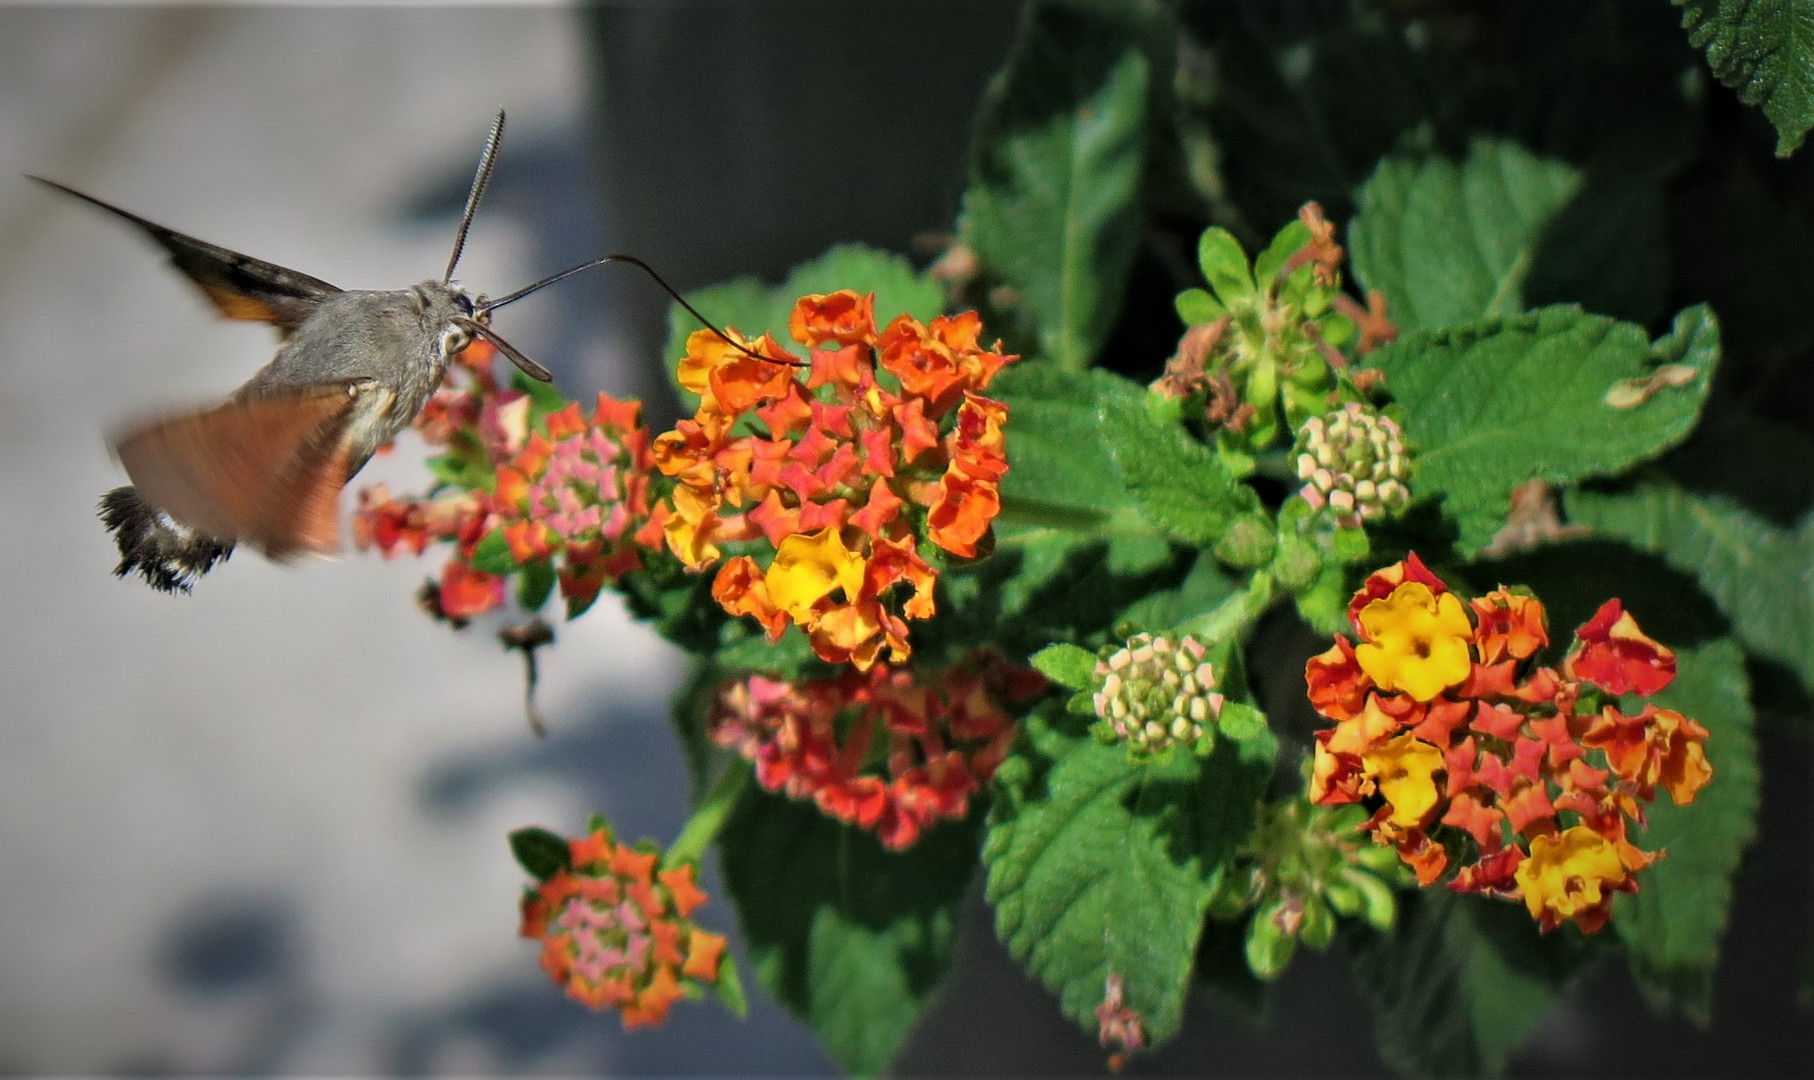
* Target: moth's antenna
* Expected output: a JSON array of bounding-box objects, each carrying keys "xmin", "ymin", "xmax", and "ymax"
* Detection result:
[
  {"xmin": 483, "ymin": 253, "xmax": 805, "ymax": 367},
  {"xmin": 444, "ymin": 109, "xmax": 505, "ymax": 284}
]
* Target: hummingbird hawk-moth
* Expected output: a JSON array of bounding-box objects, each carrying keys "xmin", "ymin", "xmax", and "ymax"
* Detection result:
[{"xmin": 37, "ymin": 112, "xmax": 616, "ymax": 594}]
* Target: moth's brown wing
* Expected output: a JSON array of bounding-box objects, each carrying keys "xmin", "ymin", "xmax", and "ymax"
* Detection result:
[
  {"xmin": 113, "ymin": 385, "xmax": 359, "ymax": 558},
  {"xmin": 30, "ymin": 176, "xmax": 340, "ymax": 334},
  {"xmin": 255, "ymin": 406, "xmax": 358, "ymax": 560}
]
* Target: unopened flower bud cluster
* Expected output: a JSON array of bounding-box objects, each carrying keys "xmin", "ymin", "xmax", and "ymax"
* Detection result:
[
  {"xmin": 1093, "ymin": 633, "xmax": 1225, "ymax": 758},
  {"xmin": 1295, "ymin": 403, "xmax": 1410, "ymax": 527}
]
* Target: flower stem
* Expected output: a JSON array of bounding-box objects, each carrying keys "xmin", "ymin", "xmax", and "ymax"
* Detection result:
[
  {"xmin": 667, "ymin": 756, "xmax": 753, "ymax": 866},
  {"xmin": 1176, "ymin": 570, "xmax": 1277, "ymax": 644},
  {"xmin": 994, "ymin": 495, "xmax": 1115, "ymax": 532}
]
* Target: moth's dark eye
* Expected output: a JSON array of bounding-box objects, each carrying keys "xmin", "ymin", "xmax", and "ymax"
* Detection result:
[
  {"xmin": 438, "ymin": 324, "xmax": 473, "ymax": 358},
  {"xmin": 453, "ymin": 293, "xmax": 476, "ymax": 316}
]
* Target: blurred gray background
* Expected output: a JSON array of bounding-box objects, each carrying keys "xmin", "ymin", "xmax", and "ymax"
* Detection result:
[{"xmin": 1, "ymin": 3, "xmax": 1806, "ymax": 1077}]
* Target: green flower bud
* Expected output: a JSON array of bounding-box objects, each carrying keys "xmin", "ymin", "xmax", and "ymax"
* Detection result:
[
  {"xmin": 1091, "ymin": 632, "xmax": 1225, "ymax": 759},
  {"xmin": 1294, "ymin": 403, "xmax": 1411, "ymax": 527},
  {"xmin": 1222, "ymin": 793, "xmax": 1404, "ymax": 980}
]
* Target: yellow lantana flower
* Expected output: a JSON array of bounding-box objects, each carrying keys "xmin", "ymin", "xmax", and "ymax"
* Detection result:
[
  {"xmin": 1514, "ymin": 825, "xmax": 1627, "ymax": 929},
  {"xmin": 1363, "ymin": 732, "xmax": 1446, "ymax": 827},
  {"xmin": 663, "ymin": 484, "xmax": 723, "ymax": 568},
  {"xmin": 1354, "ymin": 582, "xmax": 1473, "ymax": 701},
  {"xmin": 765, "ymin": 527, "xmax": 865, "ymax": 622}
]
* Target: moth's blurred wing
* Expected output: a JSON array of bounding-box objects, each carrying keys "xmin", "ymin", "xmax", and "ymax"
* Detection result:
[
  {"xmin": 30, "ymin": 176, "xmax": 340, "ymax": 334},
  {"xmin": 114, "ymin": 386, "xmax": 359, "ymax": 558}
]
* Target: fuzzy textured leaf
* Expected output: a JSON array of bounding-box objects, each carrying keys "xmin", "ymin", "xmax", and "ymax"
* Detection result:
[
  {"xmin": 937, "ymin": 363, "xmax": 1184, "ymax": 656},
  {"xmin": 985, "ymin": 706, "xmax": 1275, "ymax": 1046},
  {"xmin": 1676, "ymin": 0, "xmax": 1814, "ymax": 156},
  {"xmin": 962, "ymin": 2, "xmax": 1149, "ymax": 371},
  {"xmin": 1031, "ymin": 643, "xmax": 1098, "ymax": 691},
  {"xmin": 1568, "ymin": 480, "xmax": 1814, "ymax": 695},
  {"xmin": 993, "ymin": 363, "xmax": 1144, "ymax": 514},
  {"xmin": 1614, "ymin": 640, "xmax": 1761, "ymax": 1022},
  {"xmin": 1350, "ymin": 140, "xmax": 1582, "ymax": 334},
  {"xmin": 719, "ymin": 791, "xmax": 979, "ymax": 1076},
  {"xmin": 1099, "ymin": 397, "xmax": 1262, "ymax": 544},
  {"xmin": 1369, "ymin": 304, "xmax": 1718, "ymax": 554}
]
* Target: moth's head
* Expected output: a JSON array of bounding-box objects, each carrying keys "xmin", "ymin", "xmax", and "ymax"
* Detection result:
[
  {"xmin": 408, "ymin": 281, "xmax": 487, "ymax": 362},
  {"xmin": 409, "ymin": 279, "xmax": 552, "ymax": 382}
]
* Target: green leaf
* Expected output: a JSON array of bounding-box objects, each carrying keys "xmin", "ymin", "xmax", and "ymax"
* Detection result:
[
  {"xmin": 984, "ymin": 706, "xmax": 1276, "ymax": 1045},
  {"xmin": 426, "ymin": 448, "xmax": 488, "ymax": 490},
  {"xmin": 1196, "ymin": 226, "xmax": 1255, "ymax": 303},
  {"xmin": 1349, "ymin": 139, "xmax": 1582, "ymax": 335},
  {"xmin": 939, "ymin": 525, "xmax": 1180, "ymax": 662},
  {"xmin": 1347, "ymin": 890, "xmax": 1592, "ymax": 1078},
  {"xmin": 1099, "ymin": 392, "xmax": 1262, "ymax": 544},
  {"xmin": 1031, "ymin": 643, "xmax": 1098, "ymax": 691},
  {"xmin": 719, "ymin": 790, "xmax": 979, "ymax": 1076},
  {"xmin": 507, "ymin": 826, "xmax": 570, "ymax": 881},
  {"xmin": 712, "ymin": 952, "xmax": 749, "ymax": 1019},
  {"xmin": 936, "ymin": 362, "xmax": 1188, "ymax": 656},
  {"xmin": 1613, "ymin": 640, "xmax": 1761, "ymax": 1023},
  {"xmin": 1369, "ymin": 304, "xmax": 1718, "ymax": 555},
  {"xmin": 1175, "ymin": 287, "xmax": 1223, "ymax": 326},
  {"xmin": 1568, "ymin": 479, "xmax": 1814, "ymax": 697},
  {"xmin": 994, "ymin": 362, "xmax": 1144, "ymax": 514},
  {"xmin": 467, "ymin": 530, "xmax": 519, "ymax": 576},
  {"xmin": 1215, "ymin": 701, "xmax": 1267, "ymax": 742},
  {"xmin": 1676, "ymin": 0, "xmax": 1814, "ymax": 156},
  {"xmin": 962, "ymin": 1, "xmax": 1149, "ymax": 371},
  {"xmin": 1664, "ymin": 413, "xmax": 1814, "ymax": 528},
  {"xmin": 515, "ymin": 559, "xmax": 556, "ymax": 612}
]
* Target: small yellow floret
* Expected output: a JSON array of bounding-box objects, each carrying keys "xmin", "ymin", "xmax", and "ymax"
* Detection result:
[{"xmin": 1354, "ymin": 582, "xmax": 1473, "ymax": 701}]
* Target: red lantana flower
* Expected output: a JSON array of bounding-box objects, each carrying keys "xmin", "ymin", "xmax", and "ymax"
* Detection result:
[
  {"xmin": 652, "ymin": 291, "xmax": 1017, "ymax": 669},
  {"xmin": 706, "ymin": 650, "xmax": 1042, "ymax": 849},
  {"xmin": 519, "ymin": 825, "xmax": 728, "ymax": 1028},
  {"xmin": 1307, "ymin": 554, "xmax": 1713, "ymax": 933}
]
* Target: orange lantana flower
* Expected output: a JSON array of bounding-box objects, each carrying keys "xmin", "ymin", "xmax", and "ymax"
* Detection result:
[
  {"xmin": 519, "ymin": 824, "xmax": 728, "ymax": 1029},
  {"xmin": 653, "ymin": 291, "xmax": 1017, "ymax": 668}
]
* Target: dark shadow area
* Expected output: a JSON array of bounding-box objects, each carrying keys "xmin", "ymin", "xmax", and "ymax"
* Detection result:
[
  {"xmin": 132, "ymin": 893, "xmax": 311, "ymax": 1076},
  {"xmin": 582, "ymin": 1, "xmax": 1021, "ymax": 419}
]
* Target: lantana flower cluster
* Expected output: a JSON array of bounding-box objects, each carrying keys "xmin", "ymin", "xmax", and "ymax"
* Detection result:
[
  {"xmin": 706, "ymin": 650, "xmax": 1043, "ymax": 850},
  {"xmin": 653, "ymin": 291, "xmax": 1017, "ymax": 669},
  {"xmin": 518, "ymin": 825, "xmax": 727, "ymax": 1028},
  {"xmin": 354, "ymin": 342, "xmax": 658, "ymax": 621},
  {"xmin": 1307, "ymin": 554, "xmax": 1713, "ymax": 932}
]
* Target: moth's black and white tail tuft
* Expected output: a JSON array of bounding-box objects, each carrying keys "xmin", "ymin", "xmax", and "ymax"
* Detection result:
[{"xmin": 98, "ymin": 486, "xmax": 234, "ymax": 594}]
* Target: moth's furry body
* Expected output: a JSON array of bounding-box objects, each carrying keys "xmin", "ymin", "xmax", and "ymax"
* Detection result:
[{"xmin": 236, "ymin": 283, "xmax": 471, "ymax": 472}]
